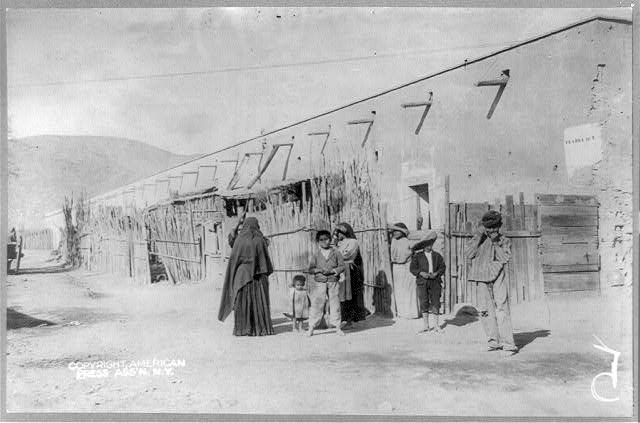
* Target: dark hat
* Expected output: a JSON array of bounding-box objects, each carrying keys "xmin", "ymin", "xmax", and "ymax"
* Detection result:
[
  {"xmin": 293, "ymin": 274, "xmax": 306, "ymax": 284},
  {"xmin": 481, "ymin": 210, "xmax": 503, "ymax": 229}
]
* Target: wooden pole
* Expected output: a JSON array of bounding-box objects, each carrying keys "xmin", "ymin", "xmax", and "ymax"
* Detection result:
[
  {"xmin": 128, "ymin": 230, "xmax": 134, "ymax": 278},
  {"xmin": 519, "ymin": 192, "xmax": 526, "ymax": 227},
  {"xmin": 15, "ymin": 237, "xmax": 23, "ymax": 274},
  {"xmin": 380, "ymin": 203, "xmax": 395, "ymax": 317},
  {"xmin": 247, "ymin": 146, "xmax": 279, "ymax": 189},
  {"xmin": 282, "ymin": 141, "xmax": 294, "ymax": 180},
  {"xmin": 199, "ymin": 226, "xmax": 205, "ymax": 281},
  {"xmin": 519, "ymin": 192, "xmax": 530, "ymax": 302},
  {"xmin": 443, "ymin": 175, "xmax": 450, "ymax": 315},
  {"xmin": 505, "ymin": 195, "xmax": 517, "ymax": 304},
  {"xmin": 416, "ymin": 194, "xmax": 422, "ymax": 230}
]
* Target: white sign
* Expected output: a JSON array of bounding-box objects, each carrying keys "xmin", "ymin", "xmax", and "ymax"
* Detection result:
[{"xmin": 563, "ymin": 123, "xmax": 603, "ymax": 178}]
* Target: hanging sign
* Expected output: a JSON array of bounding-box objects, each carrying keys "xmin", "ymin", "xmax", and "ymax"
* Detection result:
[{"xmin": 563, "ymin": 123, "xmax": 603, "ymax": 178}]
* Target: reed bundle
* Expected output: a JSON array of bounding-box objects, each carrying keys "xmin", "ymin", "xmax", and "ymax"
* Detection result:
[
  {"xmin": 313, "ymin": 151, "xmax": 389, "ymax": 277},
  {"xmin": 146, "ymin": 204, "xmax": 201, "ymax": 283},
  {"xmin": 22, "ymin": 229, "xmax": 54, "ymax": 250},
  {"xmin": 251, "ymin": 195, "xmax": 317, "ymax": 296},
  {"xmin": 83, "ymin": 205, "xmax": 150, "ymax": 284}
]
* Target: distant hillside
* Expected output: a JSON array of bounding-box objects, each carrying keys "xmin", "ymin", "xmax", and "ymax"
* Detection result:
[{"xmin": 8, "ymin": 135, "xmax": 199, "ymax": 229}]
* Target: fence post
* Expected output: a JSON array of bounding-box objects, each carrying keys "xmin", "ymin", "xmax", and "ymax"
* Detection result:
[
  {"xmin": 444, "ymin": 175, "xmax": 450, "ymax": 315},
  {"xmin": 16, "ymin": 236, "xmax": 23, "ymax": 274},
  {"xmin": 128, "ymin": 230, "xmax": 134, "ymax": 278},
  {"xmin": 199, "ymin": 226, "xmax": 205, "ymax": 281}
]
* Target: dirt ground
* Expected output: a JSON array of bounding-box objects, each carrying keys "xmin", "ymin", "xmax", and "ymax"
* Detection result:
[{"xmin": 5, "ymin": 250, "xmax": 635, "ymax": 417}]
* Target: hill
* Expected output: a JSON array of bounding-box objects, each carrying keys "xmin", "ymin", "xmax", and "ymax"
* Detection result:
[{"xmin": 8, "ymin": 135, "xmax": 199, "ymax": 229}]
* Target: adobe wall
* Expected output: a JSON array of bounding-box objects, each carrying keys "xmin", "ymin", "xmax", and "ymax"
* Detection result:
[{"xmin": 94, "ymin": 19, "xmax": 633, "ymax": 288}]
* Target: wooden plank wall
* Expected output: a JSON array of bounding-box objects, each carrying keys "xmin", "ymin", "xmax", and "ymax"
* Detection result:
[
  {"xmin": 446, "ymin": 194, "xmax": 544, "ymax": 314},
  {"xmin": 536, "ymin": 194, "xmax": 600, "ymax": 293}
]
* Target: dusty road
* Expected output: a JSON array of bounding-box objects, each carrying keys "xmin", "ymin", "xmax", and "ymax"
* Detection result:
[{"xmin": 5, "ymin": 250, "xmax": 634, "ymax": 417}]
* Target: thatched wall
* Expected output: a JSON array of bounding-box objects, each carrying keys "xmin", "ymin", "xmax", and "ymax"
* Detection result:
[{"xmin": 80, "ymin": 206, "xmax": 150, "ymax": 284}]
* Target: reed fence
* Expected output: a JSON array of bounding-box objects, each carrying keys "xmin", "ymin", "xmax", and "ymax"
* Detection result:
[
  {"xmin": 81, "ymin": 206, "xmax": 150, "ymax": 284},
  {"xmin": 22, "ymin": 228, "xmax": 54, "ymax": 250},
  {"xmin": 219, "ymin": 145, "xmax": 393, "ymax": 315}
]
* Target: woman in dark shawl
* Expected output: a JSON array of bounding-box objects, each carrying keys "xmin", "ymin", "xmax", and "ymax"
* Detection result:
[
  {"xmin": 334, "ymin": 222, "xmax": 367, "ymax": 325},
  {"xmin": 218, "ymin": 217, "xmax": 274, "ymax": 336}
]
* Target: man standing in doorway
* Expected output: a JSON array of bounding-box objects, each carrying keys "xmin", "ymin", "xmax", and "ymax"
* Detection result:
[{"xmin": 466, "ymin": 211, "xmax": 518, "ymax": 356}]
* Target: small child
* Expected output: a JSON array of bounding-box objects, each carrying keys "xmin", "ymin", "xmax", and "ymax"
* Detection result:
[
  {"xmin": 284, "ymin": 274, "xmax": 310, "ymax": 333},
  {"xmin": 307, "ymin": 230, "xmax": 346, "ymax": 336},
  {"xmin": 409, "ymin": 230, "xmax": 446, "ymax": 333}
]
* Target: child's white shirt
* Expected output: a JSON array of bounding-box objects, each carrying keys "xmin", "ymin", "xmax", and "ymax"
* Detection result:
[{"xmin": 424, "ymin": 251, "xmax": 434, "ymax": 273}]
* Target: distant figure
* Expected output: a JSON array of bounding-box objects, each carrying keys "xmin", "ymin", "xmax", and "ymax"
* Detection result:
[
  {"xmin": 284, "ymin": 274, "xmax": 310, "ymax": 333},
  {"xmin": 218, "ymin": 217, "xmax": 274, "ymax": 337},
  {"xmin": 9, "ymin": 228, "xmax": 17, "ymax": 243},
  {"xmin": 410, "ymin": 230, "xmax": 446, "ymax": 333},
  {"xmin": 334, "ymin": 222, "xmax": 367, "ymax": 326},
  {"xmin": 307, "ymin": 230, "xmax": 346, "ymax": 337},
  {"xmin": 466, "ymin": 210, "xmax": 518, "ymax": 356},
  {"xmin": 389, "ymin": 222, "xmax": 420, "ymax": 319}
]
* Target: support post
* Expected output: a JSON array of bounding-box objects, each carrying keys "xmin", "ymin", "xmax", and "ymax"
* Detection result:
[
  {"xmin": 199, "ymin": 227, "xmax": 205, "ymax": 281},
  {"xmin": 416, "ymin": 194, "xmax": 422, "ymax": 230},
  {"xmin": 444, "ymin": 175, "xmax": 451, "ymax": 314}
]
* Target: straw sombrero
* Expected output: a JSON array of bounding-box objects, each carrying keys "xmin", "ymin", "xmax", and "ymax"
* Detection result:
[
  {"xmin": 388, "ymin": 222, "xmax": 409, "ymax": 237},
  {"xmin": 409, "ymin": 230, "xmax": 437, "ymax": 248}
]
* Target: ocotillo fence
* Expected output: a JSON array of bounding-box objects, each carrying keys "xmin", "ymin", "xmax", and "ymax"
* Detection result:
[
  {"xmin": 22, "ymin": 228, "xmax": 54, "ymax": 250},
  {"xmin": 145, "ymin": 195, "xmax": 223, "ymax": 283},
  {"xmin": 80, "ymin": 206, "xmax": 150, "ymax": 285},
  {"xmin": 222, "ymin": 148, "xmax": 393, "ymax": 315}
]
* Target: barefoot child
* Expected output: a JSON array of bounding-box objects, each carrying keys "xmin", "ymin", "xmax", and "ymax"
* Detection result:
[
  {"xmin": 284, "ymin": 274, "xmax": 310, "ymax": 332},
  {"xmin": 410, "ymin": 230, "xmax": 446, "ymax": 333},
  {"xmin": 307, "ymin": 230, "xmax": 346, "ymax": 337}
]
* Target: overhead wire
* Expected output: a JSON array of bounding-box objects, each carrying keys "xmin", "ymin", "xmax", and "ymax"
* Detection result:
[
  {"xmin": 9, "ymin": 39, "xmax": 525, "ymax": 89},
  {"xmin": 39, "ymin": 16, "xmax": 631, "ymax": 203}
]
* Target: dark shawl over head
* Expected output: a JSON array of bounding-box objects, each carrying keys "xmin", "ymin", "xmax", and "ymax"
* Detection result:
[
  {"xmin": 335, "ymin": 221, "xmax": 363, "ymax": 268},
  {"xmin": 335, "ymin": 222, "xmax": 356, "ymax": 239},
  {"xmin": 218, "ymin": 217, "xmax": 273, "ymax": 321}
]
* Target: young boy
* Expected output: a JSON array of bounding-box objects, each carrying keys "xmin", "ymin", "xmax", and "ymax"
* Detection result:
[
  {"xmin": 284, "ymin": 274, "xmax": 310, "ymax": 333},
  {"xmin": 307, "ymin": 230, "xmax": 346, "ymax": 337},
  {"xmin": 409, "ymin": 230, "xmax": 446, "ymax": 333}
]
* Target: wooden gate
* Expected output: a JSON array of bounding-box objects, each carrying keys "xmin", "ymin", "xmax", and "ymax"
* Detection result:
[
  {"xmin": 536, "ymin": 194, "xmax": 600, "ymax": 293},
  {"xmin": 445, "ymin": 194, "xmax": 544, "ymax": 314}
]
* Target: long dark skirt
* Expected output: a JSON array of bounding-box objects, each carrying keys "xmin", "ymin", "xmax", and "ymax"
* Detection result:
[
  {"xmin": 233, "ymin": 275, "xmax": 274, "ymax": 336},
  {"xmin": 341, "ymin": 263, "xmax": 367, "ymax": 323}
]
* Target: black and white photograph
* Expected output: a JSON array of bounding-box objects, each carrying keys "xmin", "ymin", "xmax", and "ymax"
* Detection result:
[{"xmin": 2, "ymin": 4, "xmax": 637, "ymax": 419}]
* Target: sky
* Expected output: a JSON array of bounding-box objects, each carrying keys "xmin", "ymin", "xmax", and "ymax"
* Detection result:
[{"xmin": 7, "ymin": 7, "xmax": 632, "ymax": 155}]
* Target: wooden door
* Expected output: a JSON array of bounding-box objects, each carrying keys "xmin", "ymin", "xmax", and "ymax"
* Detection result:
[{"xmin": 537, "ymin": 194, "xmax": 600, "ymax": 293}]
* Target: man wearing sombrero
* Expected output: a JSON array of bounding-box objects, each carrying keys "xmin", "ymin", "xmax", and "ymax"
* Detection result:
[{"xmin": 466, "ymin": 210, "xmax": 518, "ymax": 356}]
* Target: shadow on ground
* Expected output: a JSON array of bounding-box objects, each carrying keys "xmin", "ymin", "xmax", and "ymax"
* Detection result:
[
  {"xmin": 443, "ymin": 305, "xmax": 479, "ymax": 328},
  {"xmin": 342, "ymin": 315, "xmax": 395, "ymax": 334},
  {"xmin": 11, "ymin": 265, "xmax": 71, "ymax": 275},
  {"xmin": 272, "ymin": 314, "xmax": 396, "ymax": 335},
  {"xmin": 273, "ymin": 316, "xmax": 296, "ymax": 335},
  {"xmin": 514, "ymin": 329, "xmax": 551, "ymax": 349},
  {"xmin": 7, "ymin": 308, "xmax": 56, "ymax": 330}
]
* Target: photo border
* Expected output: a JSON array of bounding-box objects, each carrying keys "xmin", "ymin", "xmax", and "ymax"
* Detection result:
[{"xmin": 1, "ymin": 1, "xmax": 637, "ymax": 421}]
